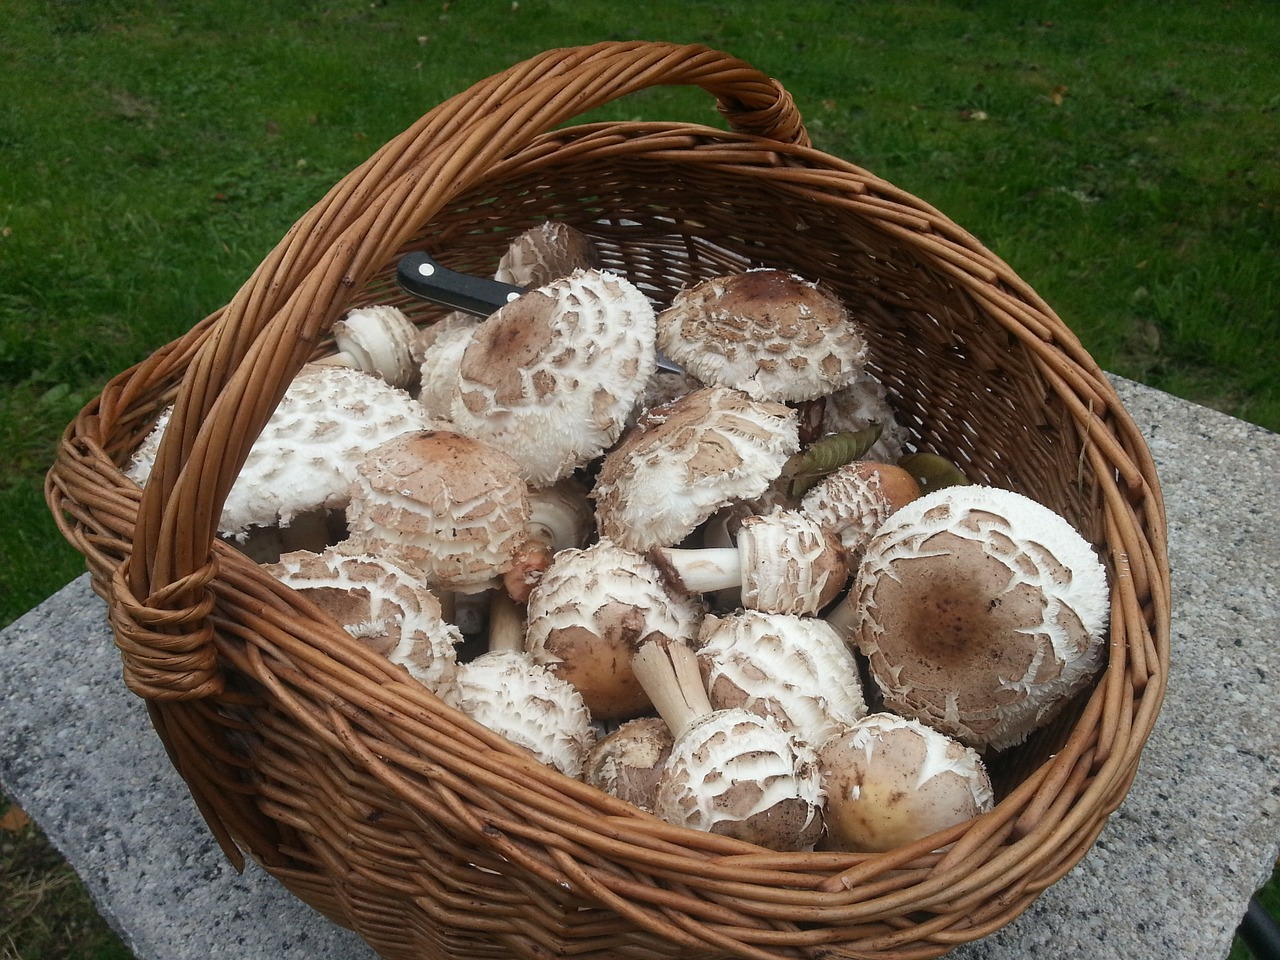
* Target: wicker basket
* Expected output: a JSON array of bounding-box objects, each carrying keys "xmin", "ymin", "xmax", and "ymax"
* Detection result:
[{"xmin": 47, "ymin": 42, "xmax": 1170, "ymax": 960}]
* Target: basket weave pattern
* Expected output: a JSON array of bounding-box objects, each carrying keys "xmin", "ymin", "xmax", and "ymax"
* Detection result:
[{"xmin": 47, "ymin": 42, "xmax": 1170, "ymax": 960}]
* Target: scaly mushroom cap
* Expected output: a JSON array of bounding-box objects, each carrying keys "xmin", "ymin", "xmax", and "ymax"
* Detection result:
[
  {"xmin": 737, "ymin": 511, "xmax": 848, "ymax": 615},
  {"xmin": 125, "ymin": 363, "xmax": 430, "ymax": 540},
  {"xmin": 446, "ymin": 268, "xmax": 657, "ymax": 485},
  {"xmin": 852, "ymin": 485, "xmax": 1110, "ymax": 751},
  {"xmin": 800, "ymin": 460, "xmax": 922, "ymax": 559},
  {"xmin": 450, "ymin": 650, "xmax": 596, "ymax": 778},
  {"xmin": 329, "ymin": 304, "xmax": 419, "ymax": 389},
  {"xmin": 655, "ymin": 269, "xmax": 867, "ymax": 402},
  {"xmin": 416, "ymin": 314, "xmax": 479, "ymax": 420},
  {"xmin": 698, "ymin": 611, "xmax": 867, "ymax": 747},
  {"xmin": 346, "ymin": 430, "xmax": 531, "ymax": 593},
  {"xmin": 583, "ymin": 716, "xmax": 674, "ymax": 814},
  {"xmin": 656, "ymin": 709, "xmax": 825, "ymax": 850},
  {"xmin": 525, "ymin": 539, "xmax": 705, "ymax": 721},
  {"xmin": 265, "ymin": 549, "xmax": 460, "ymax": 697},
  {"xmin": 818, "ymin": 713, "xmax": 994, "ymax": 852},
  {"xmin": 494, "ymin": 221, "xmax": 602, "ymax": 288},
  {"xmin": 593, "ymin": 386, "xmax": 801, "ymax": 551},
  {"xmin": 820, "ymin": 373, "xmax": 911, "ymax": 463}
]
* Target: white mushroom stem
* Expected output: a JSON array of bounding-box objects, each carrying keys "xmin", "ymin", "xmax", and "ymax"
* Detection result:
[
  {"xmin": 629, "ymin": 638, "xmax": 714, "ymax": 740},
  {"xmin": 487, "ymin": 589, "xmax": 526, "ymax": 654},
  {"xmin": 649, "ymin": 547, "xmax": 741, "ymax": 594}
]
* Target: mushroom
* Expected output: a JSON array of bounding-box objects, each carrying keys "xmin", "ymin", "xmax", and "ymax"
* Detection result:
[
  {"xmin": 450, "ymin": 590, "xmax": 596, "ymax": 778},
  {"xmin": 592, "ymin": 386, "xmax": 801, "ymax": 552},
  {"xmin": 818, "ymin": 713, "xmax": 994, "ymax": 852},
  {"xmin": 800, "ymin": 460, "xmax": 922, "ymax": 561},
  {"xmin": 415, "ymin": 312, "xmax": 480, "ymax": 420},
  {"xmin": 630, "ymin": 634, "xmax": 825, "ymax": 851},
  {"xmin": 265, "ymin": 548, "xmax": 460, "ymax": 697},
  {"xmin": 315, "ymin": 304, "xmax": 420, "ymax": 389},
  {"xmin": 820, "ymin": 373, "xmax": 911, "ymax": 463},
  {"xmin": 649, "ymin": 510, "xmax": 847, "ymax": 616},
  {"xmin": 494, "ymin": 221, "xmax": 602, "ymax": 288},
  {"xmin": 697, "ymin": 611, "xmax": 867, "ymax": 747},
  {"xmin": 443, "ymin": 268, "xmax": 657, "ymax": 485},
  {"xmin": 501, "ymin": 476, "xmax": 595, "ymax": 604},
  {"xmin": 344, "ymin": 429, "xmax": 531, "ymax": 595},
  {"xmin": 524, "ymin": 538, "xmax": 705, "ymax": 721},
  {"xmin": 125, "ymin": 363, "xmax": 431, "ymax": 560},
  {"xmin": 848, "ymin": 485, "xmax": 1111, "ymax": 751},
  {"xmin": 582, "ymin": 716, "xmax": 674, "ymax": 813},
  {"xmin": 655, "ymin": 269, "xmax": 867, "ymax": 403}
]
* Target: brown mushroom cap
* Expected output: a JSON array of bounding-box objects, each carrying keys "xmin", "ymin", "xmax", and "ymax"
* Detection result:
[
  {"xmin": 583, "ymin": 716, "xmax": 675, "ymax": 813},
  {"xmin": 818, "ymin": 713, "xmax": 994, "ymax": 852},
  {"xmin": 345, "ymin": 430, "xmax": 531, "ymax": 593},
  {"xmin": 446, "ymin": 268, "xmax": 657, "ymax": 485},
  {"xmin": 494, "ymin": 221, "xmax": 602, "ymax": 288},
  {"xmin": 800, "ymin": 460, "xmax": 922, "ymax": 560},
  {"xmin": 655, "ymin": 269, "xmax": 867, "ymax": 402},
  {"xmin": 852, "ymin": 485, "xmax": 1110, "ymax": 751},
  {"xmin": 592, "ymin": 386, "xmax": 801, "ymax": 551}
]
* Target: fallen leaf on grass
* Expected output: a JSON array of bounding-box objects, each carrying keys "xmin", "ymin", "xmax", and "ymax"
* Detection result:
[
  {"xmin": 1050, "ymin": 85, "xmax": 1069, "ymax": 105},
  {"xmin": 0, "ymin": 805, "xmax": 32, "ymax": 832}
]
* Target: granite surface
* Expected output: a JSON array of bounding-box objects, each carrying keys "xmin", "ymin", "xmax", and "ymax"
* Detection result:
[{"xmin": 1, "ymin": 375, "xmax": 1277, "ymax": 959}]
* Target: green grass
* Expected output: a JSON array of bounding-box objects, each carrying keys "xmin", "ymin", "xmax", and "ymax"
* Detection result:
[{"xmin": 1, "ymin": 1, "xmax": 1277, "ymax": 957}]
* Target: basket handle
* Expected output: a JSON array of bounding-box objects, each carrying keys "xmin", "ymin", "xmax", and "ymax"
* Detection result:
[{"xmin": 118, "ymin": 41, "xmax": 810, "ymax": 700}]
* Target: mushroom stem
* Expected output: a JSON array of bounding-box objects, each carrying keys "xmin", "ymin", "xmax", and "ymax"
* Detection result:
[
  {"xmin": 487, "ymin": 590, "xmax": 526, "ymax": 654},
  {"xmin": 649, "ymin": 546, "xmax": 741, "ymax": 595},
  {"xmin": 824, "ymin": 593, "xmax": 859, "ymax": 642},
  {"xmin": 629, "ymin": 639, "xmax": 714, "ymax": 740}
]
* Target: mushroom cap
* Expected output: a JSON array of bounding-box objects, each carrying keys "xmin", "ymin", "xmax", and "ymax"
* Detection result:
[
  {"xmin": 698, "ymin": 611, "xmax": 867, "ymax": 747},
  {"xmin": 818, "ymin": 713, "xmax": 994, "ymax": 852},
  {"xmin": 416, "ymin": 314, "xmax": 479, "ymax": 420},
  {"xmin": 450, "ymin": 650, "xmax": 596, "ymax": 778},
  {"xmin": 820, "ymin": 374, "xmax": 911, "ymax": 463},
  {"xmin": 494, "ymin": 221, "xmax": 602, "ymax": 288},
  {"xmin": 446, "ymin": 268, "xmax": 657, "ymax": 485},
  {"xmin": 346, "ymin": 430, "xmax": 531, "ymax": 593},
  {"xmin": 525, "ymin": 538, "xmax": 705, "ymax": 721},
  {"xmin": 592, "ymin": 386, "xmax": 801, "ymax": 551},
  {"xmin": 737, "ymin": 511, "xmax": 848, "ymax": 615},
  {"xmin": 800, "ymin": 460, "xmax": 922, "ymax": 559},
  {"xmin": 583, "ymin": 715, "xmax": 674, "ymax": 814},
  {"xmin": 655, "ymin": 269, "xmax": 867, "ymax": 402},
  {"xmin": 331, "ymin": 304, "xmax": 419, "ymax": 389},
  {"xmin": 125, "ymin": 364, "xmax": 431, "ymax": 539},
  {"xmin": 265, "ymin": 548, "xmax": 460, "ymax": 697},
  {"xmin": 655, "ymin": 708, "xmax": 825, "ymax": 851},
  {"xmin": 852, "ymin": 485, "xmax": 1111, "ymax": 751}
]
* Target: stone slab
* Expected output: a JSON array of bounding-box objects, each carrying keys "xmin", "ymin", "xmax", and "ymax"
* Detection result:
[{"xmin": 1, "ymin": 375, "xmax": 1277, "ymax": 959}]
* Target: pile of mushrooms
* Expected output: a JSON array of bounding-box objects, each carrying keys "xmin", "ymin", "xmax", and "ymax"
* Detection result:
[{"xmin": 127, "ymin": 222, "xmax": 1112, "ymax": 854}]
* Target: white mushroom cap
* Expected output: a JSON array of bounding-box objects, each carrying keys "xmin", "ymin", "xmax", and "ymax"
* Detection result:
[
  {"xmin": 494, "ymin": 221, "xmax": 602, "ymax": 288},
  {"xmin": 655, "ymin": 269, "xmax": 867, "ymax": 402},
  {"xmin": 445, "ymin": 268, "xmax": 657, "ymax": 485},
  {"xmin": 525, "ymin": 538, "xmax": 705, "ymax": 720},
  {"xmin": 322, "ymin": 304, "xmax": 420, "ymax": 389},
  {"xmin": 851, "ymin": 485, "xmax": 1111, "ymax": 751},
  {"xmin": 265, "ymin": 548, "xmax": 460, "ymax": 697},
  {"xmin": 655, "ymin": 708, "xmax": 825, "ymax": 850},
  {"xmin": 818, "ymin": 713, "xmax": 994, "ymax": 852},
  {"xmin": 345, "ymin": 430, "xmax": 531, "ymax": 594},
  {"xmin": 416, "ymin": 313, "xmax": 479, "ymax": 420},
  {"xmin": 583, "ymin": 716, "xmax": 674, "ymax": 813},
  {"xmin": 592, "ymin": 386, "xmax": 801, "ymax": 551},
  {"xmin": 800, "ymin": 460, "xmax": 922, "ymax": 559},
  {"xmin": 697, "ymin": 611, "xmax": 867, "ymax": 747},
  {"xmin": 450, "ymin": 649, "xmax": 596, "ymax": 778},
  {"xmin": 820, "ymin": 373, "xmax": 911, "ymax": 463},
  {"xmin": 650, "ymin": 510, "xmax": 847, "ymax": 616},
  {"xmin": 125, "ymin": 363, "xmax": 431, "ymax": 541}
]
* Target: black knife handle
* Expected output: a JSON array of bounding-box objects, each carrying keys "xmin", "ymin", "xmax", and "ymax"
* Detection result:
[{"xmin": 396, "ymin": 251, "xmax": 526, "ymax": 317}]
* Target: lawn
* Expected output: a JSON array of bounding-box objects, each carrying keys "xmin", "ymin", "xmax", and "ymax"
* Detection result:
[{"xmin": 1, "ymin": 1, "xmax": 1277, "ymax": 958}]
